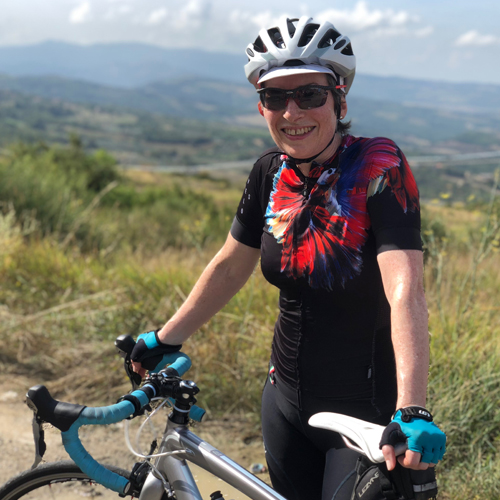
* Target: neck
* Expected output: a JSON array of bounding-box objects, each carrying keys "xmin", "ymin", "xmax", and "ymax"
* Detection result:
[{"xmin": 296, "ymin": 132, "xmax": 343, "ymax": 177}]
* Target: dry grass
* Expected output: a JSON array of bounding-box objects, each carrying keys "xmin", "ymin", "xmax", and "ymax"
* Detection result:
[{"xmin": 1, "ymin": 187, "xmax": 500, "ymax": 497}]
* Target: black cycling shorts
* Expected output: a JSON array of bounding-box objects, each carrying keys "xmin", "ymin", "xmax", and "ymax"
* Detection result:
[{"xmin": 261, "ymin": 378, "xmax": 393, "ymax": 500}]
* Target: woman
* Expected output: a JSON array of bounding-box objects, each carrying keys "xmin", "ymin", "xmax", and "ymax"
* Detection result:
[{"xmin": 131, "ymin": 16, "xmax": 446, "ymax": 500}]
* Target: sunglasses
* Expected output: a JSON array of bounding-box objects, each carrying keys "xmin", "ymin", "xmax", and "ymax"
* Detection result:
[{"xmin": 257, "ymin": 84, "xmax": 346, "ymax": 111}]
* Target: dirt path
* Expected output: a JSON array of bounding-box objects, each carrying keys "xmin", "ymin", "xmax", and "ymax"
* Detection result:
[{"xmin": 0, "ymin": 376, "xmax": 270, "ymax": 498}]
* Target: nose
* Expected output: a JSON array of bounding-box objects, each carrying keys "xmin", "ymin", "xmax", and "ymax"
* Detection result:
[{"xmin": 283, "ymin": 98, "xmax": 305, "ymax": 122}]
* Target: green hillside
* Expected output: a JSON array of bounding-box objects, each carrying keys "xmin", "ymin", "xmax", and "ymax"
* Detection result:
[
  {"xmin": 0, "ymin": 78, "xmax": 498, "ymax": 203},
  {"xmin": 0, "ymin": 89, "xmax": 273, "ymax": 165},
  {"xmin": 1, "ymin": 74, "xmax": 499, "ymax": 152}
]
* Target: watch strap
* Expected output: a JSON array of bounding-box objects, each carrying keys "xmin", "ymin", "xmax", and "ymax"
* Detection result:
[{"xmin": 394, "ymin": 406, "xmax": 433, "ymax": 422}]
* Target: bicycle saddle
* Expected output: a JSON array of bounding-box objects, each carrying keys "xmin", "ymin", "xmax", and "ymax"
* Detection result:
[{"xmin": 308, "ymin": 412, "xmax": 407, "ymax": 463}]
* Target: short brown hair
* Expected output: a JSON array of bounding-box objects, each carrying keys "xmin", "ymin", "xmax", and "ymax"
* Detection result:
[{"xmin": 326, "ymin": 74, "xmax": 351, "ymax": 136}]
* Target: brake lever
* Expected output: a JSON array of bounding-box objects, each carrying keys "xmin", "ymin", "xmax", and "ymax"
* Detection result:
[
  {"xmin": 25, "ymin": 396, "xmax": 47, "ymax": 469},
  {"xmin": 115, "ymin": 334, "xmax": 142, "ymax": 391}
]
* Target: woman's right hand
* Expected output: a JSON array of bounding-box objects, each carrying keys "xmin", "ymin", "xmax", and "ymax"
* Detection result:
[{"xmin": 130, "ymin": 330, "xmax": 182, "ymax": 378}]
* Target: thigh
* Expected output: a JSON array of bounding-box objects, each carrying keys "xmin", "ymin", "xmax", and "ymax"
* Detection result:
[
  {"xmin": 321, "ymin": 448, "xmax": 361, "ymax": 500},
  {"xmin": 261, "ymin": 381, "xmax": 325, "ymax": 500}
]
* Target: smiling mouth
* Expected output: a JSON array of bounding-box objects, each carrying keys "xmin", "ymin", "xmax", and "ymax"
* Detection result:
[{"xmin": 283, "ymin": 126, "xmax": 314, "ymax": 136}]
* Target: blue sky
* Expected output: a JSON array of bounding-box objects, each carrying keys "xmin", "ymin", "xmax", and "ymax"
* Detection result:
[{"xmin": 2, "ymin": 0, "xmax": 499, "ymax": 84}]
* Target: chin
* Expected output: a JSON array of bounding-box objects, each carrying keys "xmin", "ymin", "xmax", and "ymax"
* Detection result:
[
  {"xmin": 283, "ymin": 147, "xmax": 312, "ymax": 160},
  {"xmin": 278, "ymin": 142, "xmax": 306, "ymax": 157}
]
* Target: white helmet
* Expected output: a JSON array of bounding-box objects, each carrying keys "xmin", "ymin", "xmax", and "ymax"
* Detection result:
[{"xmin": 244, "ymin": 16, "xmax": 356, "ymax": 94}]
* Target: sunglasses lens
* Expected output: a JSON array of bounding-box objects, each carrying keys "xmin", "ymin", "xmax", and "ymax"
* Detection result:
[
  {"xmin": 296, "ymin": 88, "xmax": 328, "ymax": 109},
  {"xmin": 260, "ymin": 89, "xmax": 287, "ymax": 111},
  {"xmin": 260, "ymin": 86, "xmax": 330, "ymax": 111}
]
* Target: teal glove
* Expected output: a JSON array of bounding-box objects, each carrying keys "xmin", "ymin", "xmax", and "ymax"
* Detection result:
[
  {"xmin": 380, "ymin": 407, "xmax": 446, "ymax": 464},
  {"xmin": 131, "ymin": 330, "xmax": 182, "ymax": 372}
]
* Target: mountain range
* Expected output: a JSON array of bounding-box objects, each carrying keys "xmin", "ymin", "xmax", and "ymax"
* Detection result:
[
  {"xmin": 0, "ymin": 41, "xmax": 499, "ymax": 114},
  {"xmin": 0, "ymin": 40, "xmax": 498, "ymax": 169},
  {"xmin": 0, "ymin": 72, "xmax": 498, "ymax": 153}
]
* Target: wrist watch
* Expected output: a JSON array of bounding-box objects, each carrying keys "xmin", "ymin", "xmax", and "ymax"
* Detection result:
[{"xmin": 394, "ymin": 406, "xmax": 433, "ymax": 422}]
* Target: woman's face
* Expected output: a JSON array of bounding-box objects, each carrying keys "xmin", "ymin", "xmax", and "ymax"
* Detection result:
[{"xmin": 260, "ymin": 73, "xmax": 347, "ymax": 164}]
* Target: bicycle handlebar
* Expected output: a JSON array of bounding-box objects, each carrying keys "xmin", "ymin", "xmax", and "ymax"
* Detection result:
[{"xmin": 27, "ymin": 350, "xmax": 205, "ymax": 496}]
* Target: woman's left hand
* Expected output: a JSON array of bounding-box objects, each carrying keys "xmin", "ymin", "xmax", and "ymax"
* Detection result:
[{"xmin": 380, "ymin": 410, "xmax": 446, "ymax": 471}]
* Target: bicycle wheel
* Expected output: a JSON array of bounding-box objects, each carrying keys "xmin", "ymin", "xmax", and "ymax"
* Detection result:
[{"xmin": 0, "ymin": 460, "xmax": 131, "ymax": 500}]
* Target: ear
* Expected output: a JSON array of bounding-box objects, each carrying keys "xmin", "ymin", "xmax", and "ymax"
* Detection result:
[
  {"xmin": 339, "ymin": 98, "xmax": 348, "ymax": 120},
  {"xmin": 258, "ymin": 101, "xmax": 264, "ymax": 116}
]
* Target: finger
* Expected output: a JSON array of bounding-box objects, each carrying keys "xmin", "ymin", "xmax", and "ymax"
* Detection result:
[
  {"xmin": 435, "ymin": 445, "xmax": 446, "ymax": 463},
  {"xmin": 421, "ymin": 449, "xmax": 434, "ymax": 464},
  {"xmin": 131, "ymin": 361, "xmax": 146, "ymax": 378},
  {"xmin": 397, "ymin": 450, "xmax": 426, "ymax": 470},
  {"xmin": 431, "ymin": 448, "xmax": 443, "ymax": 465},
  {"xmin": 382, "ymin": 444, "xmax": 396, "ymax": 471},
  {"xmin": 397, "ymin": 455, "xmax": 428, "ymax": 470}
]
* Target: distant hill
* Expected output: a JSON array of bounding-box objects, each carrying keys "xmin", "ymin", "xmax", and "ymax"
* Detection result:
[
  {"xmin": 0, "ymin": 41, "xmax": 499, "ymax": 114},
  {"xmin": 0, "ymin": 82, "xmax": 497, "ymax": 203},
  {"xmin": 0, "ymin": 88, "xmax": 274, "ymax": 166},
  {"xmin": 0, "ymin": 74, "xmax": 499, "ymax": 151},
  {"xmin": 0, "ymin": 41, "xmax": 245, "ymax": 88},
  {"xmin": 0, "ymin": 75, "xmax": 257, "ymax": 121}
]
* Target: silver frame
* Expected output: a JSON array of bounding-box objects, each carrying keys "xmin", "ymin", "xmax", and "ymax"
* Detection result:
[{"xmin": 138, "ymin": 416, "xmax": 288, "ymax": 500}]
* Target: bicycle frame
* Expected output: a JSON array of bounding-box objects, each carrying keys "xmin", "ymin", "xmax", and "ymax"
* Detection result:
[{"xmin": 139, "ymin": 415, "xmax": 287, "ymax": 500}]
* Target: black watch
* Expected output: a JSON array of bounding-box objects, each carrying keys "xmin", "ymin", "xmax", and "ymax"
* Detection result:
[{"xmin": 394, "ymin": 406, "xmax": 433, "ymax": 423}]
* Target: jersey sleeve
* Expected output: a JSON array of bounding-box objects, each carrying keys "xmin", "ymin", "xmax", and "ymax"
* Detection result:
[
  {"xmin": 230, "ymin": 151, "xmax": 279, "ymax": 248},
  {"xmin": 366, "ymin": 143, "xmax": 422, "ymax": 254}
]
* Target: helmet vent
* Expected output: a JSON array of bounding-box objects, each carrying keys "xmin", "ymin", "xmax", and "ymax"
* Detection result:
[
  {"xmin": 334, "ymin": 39, "xmax": 347, "ymax": 50},
  {"xmin": 287, "ymin": 18, "xmax": 299, "ymax": 38},
  {"xmin": 253, "ymin": 36, "xmax": 267, "ymax": 53},
  {"xmin": 268, "ymin": 28, "xmax": 286, "ymax": 48},
  {"xmin": 298, "ymin": 23, "xmax": 320, "ymax": 47},
  {"xmin": 317, "ymin": 29, "xmax": 342, "ymax": 49},
  {"xmin": 341, "ymin": 43, "xmax": 354, "ymax": 56},
  {"xmin": 283, "ymin": 59, "xmax": 306, "ymax": 67}
]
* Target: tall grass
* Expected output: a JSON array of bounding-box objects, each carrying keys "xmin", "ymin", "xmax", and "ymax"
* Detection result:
[
  {"xmin": 422, "ymin": 175, "xmax": 500, "ymax": 499},
  {"xmin": 0, "ymin": 140, "xmax": 234, "ymax": 253},
  {"xmin": 1, "ymin": 142, "xmax": 500, "ymax": 497}
]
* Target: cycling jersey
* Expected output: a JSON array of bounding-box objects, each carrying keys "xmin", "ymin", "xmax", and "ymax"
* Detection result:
[{"xmin": 231, "ymin": 135, "xmax": 421, "ymax": 414}]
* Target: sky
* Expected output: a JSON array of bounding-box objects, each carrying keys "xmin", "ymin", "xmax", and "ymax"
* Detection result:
[{"xmin": 1, "ymin": 0, "xmax": 499, "ymax": 85}]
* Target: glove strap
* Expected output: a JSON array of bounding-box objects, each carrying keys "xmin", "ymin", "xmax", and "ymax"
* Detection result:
[{"xmin": 394, "ymin": 406, "xmax": 433, "ymax": 423}]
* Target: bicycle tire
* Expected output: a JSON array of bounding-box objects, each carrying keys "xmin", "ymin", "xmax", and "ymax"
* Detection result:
[{"xmin": 0, "ymin": 460, "xmax": 132, "ymax": 500}]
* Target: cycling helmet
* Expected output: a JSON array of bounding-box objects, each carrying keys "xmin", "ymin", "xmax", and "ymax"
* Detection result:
[{"xmin": 244, "ymin": 16, "xmax": 356, "ymax": 94}]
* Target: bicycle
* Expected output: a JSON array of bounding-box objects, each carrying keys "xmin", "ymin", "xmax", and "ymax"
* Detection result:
[{"xmin": 0, "ymin": 335, "xmax": 410, "ymax": 500}]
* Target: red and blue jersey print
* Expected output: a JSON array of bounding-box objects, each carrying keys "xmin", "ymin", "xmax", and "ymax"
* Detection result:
[{"xmin": 265, "ymin": 136, "xmax": 419, "ymax": 290}]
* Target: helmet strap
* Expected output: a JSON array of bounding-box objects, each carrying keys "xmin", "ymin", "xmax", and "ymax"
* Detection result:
[
  {"xmin": 286, "ymin": 101, "xmax": 343, "ymax": 165},
  {"xmin": 289, "ymin": 117, "xmax": 340, "ymax": 165}
]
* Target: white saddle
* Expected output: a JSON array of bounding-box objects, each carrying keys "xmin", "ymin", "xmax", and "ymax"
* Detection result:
[{"xmin": 308, "ymin": 412, "xmax": 407, "ymax": 463}]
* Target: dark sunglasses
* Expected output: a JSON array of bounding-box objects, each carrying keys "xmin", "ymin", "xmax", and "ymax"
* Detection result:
[{"xmin": 257, "ymin": 84, "xmax": 346, "ymax": 111}]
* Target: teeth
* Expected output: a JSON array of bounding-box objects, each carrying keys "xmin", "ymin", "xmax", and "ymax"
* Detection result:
[{"xmin": 285, "ymin": 127, "xmax": 313, "ymax": 136}]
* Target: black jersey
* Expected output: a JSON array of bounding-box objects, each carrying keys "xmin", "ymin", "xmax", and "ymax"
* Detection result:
[{"xmin": 231, "ymin": 135, "xmax": 421, "ymax": 413}]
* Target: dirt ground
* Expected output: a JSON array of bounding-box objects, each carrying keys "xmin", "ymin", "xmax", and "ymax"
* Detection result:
[{"xmin": 0, "ymin": 376, "xmax": 270, "ymax": 498}]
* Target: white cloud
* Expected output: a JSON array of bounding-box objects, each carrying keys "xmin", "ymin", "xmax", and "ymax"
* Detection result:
[
  {"xmin": 147, "ymin": 7, "xmax": 168, "ymax": 25},
  {"xmin": 455, "ymin": 30, "xmax": 499, "ymax": 47},
  {"xmin": 316, "ymin": 2, "xmax": 418, "ymax": 34},
  {"xmin": 105, "ymin": 3, "xmax": 132, "ymax": 20},
  {"xmin": 70, "ymin": 1, "xmax": 92, "ymax": 24},
  {"xmin": 177, "ymin": 0, "xmax": 211, "ymax": 28},
  {"xmin": 144, "ymin": 1, "xmax": 210, "ymax": 29},
  {"xmin": 415, "ymin": 26, "xmax": 434, "ymax": 38},
  {"xmin": 227, "ymin": 10, "xmax": 282, "ymax": 36},
  {"xmin": 228, "ymin": 3, "xmax": 424, "ymax": 41}
]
